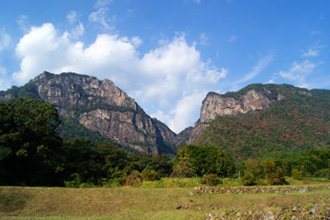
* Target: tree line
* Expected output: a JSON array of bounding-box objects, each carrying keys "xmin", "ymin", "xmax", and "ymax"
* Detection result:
[
  {"xmin": 1, "ymin": 98, "xmax": 330, "ymax": 187},
  {"xmin": 0, "ymin": 98, "xmax": 234, "ymax": 187}
]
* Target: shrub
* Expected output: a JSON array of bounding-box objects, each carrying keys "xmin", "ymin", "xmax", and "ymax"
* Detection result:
[
  {"xmin": 203, "ymin": 174, "xmax": 219, "ymax": 186},
  {"xmin": 313, "ymin": 168, "xmax": 330, "ymax": 179},
  {"xmin": 262, "ymin": 159, "xmax": 286, "ymax": 185},
  {"xmin": 140, "ymin": 169, "xmax": 160, "ymax": 181},
  {"xmin": 292, "ymin": 168, "xmax": 303, "ymax": 180},
  {"xmin": 241, "ymin": 172, "xmax": 256, "ymax": 186},
  {"xmin": 64, "ymin": 173, "xmax": 83, "ymax": 188},
  {"xmin": 125, "ymin": 170, "xmax": 142, "ymax": 186}
]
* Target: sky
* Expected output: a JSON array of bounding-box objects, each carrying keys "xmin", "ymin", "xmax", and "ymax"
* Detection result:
[{"xmin": 0, "ymin": 0, "xmax": 329, "ymax": 133}]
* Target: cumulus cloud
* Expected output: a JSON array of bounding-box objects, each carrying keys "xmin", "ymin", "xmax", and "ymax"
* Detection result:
[
  {"xmin": 152, "ymin": 91, "xmax": 206, "ymax": 133},
  {"xmin": 11, "ymin": 23, "xmax": 226, "ymax": 133},
  {"xmin": 168, "ymin": 92, "xmax": 207, "ymax": 132},
  {"xmin": 278, "ymin": 60, "xmax": 318, "ymax": 88}
]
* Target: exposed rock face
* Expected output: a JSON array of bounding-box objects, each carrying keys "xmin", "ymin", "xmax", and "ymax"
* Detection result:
[
  {"xmin": 1, "ymin": 71, "xmax": 176, "ymax": 155},
  {"xmin": 187, "ymin": 84, "xmax": 312, "ymax": 144},
  {"xmin": 200, "ymin": 89, "xmax": 272, "ymax": 124}
]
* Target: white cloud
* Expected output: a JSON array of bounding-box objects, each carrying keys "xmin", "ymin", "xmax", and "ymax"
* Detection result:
[
  {"xmin": 67, "ymin": 11, "xmax": 78, "ymax": 25},
  {"xmin": 228, "ymin": 35, "xmax": 237, "ymax": 42},
  {"xmin": 11, "ymin": 23, "xmax": 226, "ymax": 133},
  {"xmin": 17, "ymin": 15, "xmax": 29, "ymax": 33},
  {"xmin": 278, "ymin": 60, "xmax": 317, "ymax": 88},
  {"xmin": 95, "ymin": 0, "xmax": 113, "ymax": 8},
  {"xmin": 13, "ymin": 23, "xmax": 72, "ymax": 83},
  {"xmin": 66, "ymin": 11, "xmax": 85, "ymax": 39},
  {"xmin": 231, "ymin": 53, "xmax": 273, "ymax": 90},
  {"xmin": 70, "ymin": 22, "xmax": 85, "ymax": 39},
  {"xmin": 170, "ymin": 92, "xmax": 206, "ymax": 132},
  {"xmin": 151, "ymin": 92, "xmax": 206, "ymax": 132},
  {"xmin": 0, "ymin": 30, "xmax": 11, "ymax": 53},
  {"xmin": 199, "ymin": 33, "xmax": 209, "ymax": 46},
  {"xmin": 302, "ymin": 49, "xmax": 318, "ymax": 57},
  {"xmin": 192, "ymin": 0, "xmax": 201, "ymax": 4},
  {"xmin": 301, "ymin": 45, "xmax": 323, "ymax": 58},
  {"xmin": 0, "ymin": 63, "xmax": 10, "ymax": 91},
  {"xmin": 89, "ymin": 8, "xmax": 115, "ymax": 30}
]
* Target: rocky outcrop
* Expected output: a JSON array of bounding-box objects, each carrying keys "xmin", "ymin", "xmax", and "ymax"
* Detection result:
[
  {"xmin": 0, "ymin": 71, "xmax": 176, "ymax": 155},
  {"xmin": 187, "ymin": 84, "xmax": 312, "ymax": 144}
]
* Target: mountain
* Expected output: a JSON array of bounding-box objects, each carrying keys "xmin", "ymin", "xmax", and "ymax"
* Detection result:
[
  {"xmin": 187, "ymin": 83, "xmax": 330, "ymax": 159},
  {"xmin": 0, "ymin": 71, "xmax": 184, "ymax": 155}
]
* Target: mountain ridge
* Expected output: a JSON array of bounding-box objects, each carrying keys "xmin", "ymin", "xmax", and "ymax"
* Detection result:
[
  {"xmin": 1, "ymin": 72, "xmax": 329, "ymax": 157},
  {"xmin": 0, "ymin": 71, "xmax": 186, "ymax": 155},
  {"xmin": 187, "ymin": 83, "xmax": 330, "ymax": 158}
]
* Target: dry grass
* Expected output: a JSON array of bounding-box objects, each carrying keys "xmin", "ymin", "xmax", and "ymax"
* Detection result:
[{"xmin": 1, "ymin": 185, "xmax": 330, "ymax": 220}]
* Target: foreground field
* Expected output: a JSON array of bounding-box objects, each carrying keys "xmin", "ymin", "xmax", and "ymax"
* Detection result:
[{"xmin": 1, "ymin": 183, "xmax": 330, "ymax": 220}]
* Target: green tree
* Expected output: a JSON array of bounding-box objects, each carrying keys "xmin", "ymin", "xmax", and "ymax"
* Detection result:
[
  {"xmin": 172, "ymin": 145, "xmax": 234, "ymax": 178},
  {"xmin": 262, "ymin": 159, "xmax": 286, "ymax": 185},
  {"xmin": 171, "ymin": 145, "xmax": 196, "ymax": 178},
  {"xmin": 0, "ymin": 98, "xmax": 63, "ymax": 186}
]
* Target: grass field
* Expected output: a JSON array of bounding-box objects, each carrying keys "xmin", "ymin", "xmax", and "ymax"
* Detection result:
[{"xmin": 1, "ymin": 179, "xmax": 330, "ymax": 220}]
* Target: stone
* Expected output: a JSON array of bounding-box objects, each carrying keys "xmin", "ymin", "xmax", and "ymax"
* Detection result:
[
  {"xmin": 292, "ymin": 205, "xmax": 300, "ymax": 212},
  {"xmin": 263, "ymin": 211, "xmax": 274, "ymax": 220}
]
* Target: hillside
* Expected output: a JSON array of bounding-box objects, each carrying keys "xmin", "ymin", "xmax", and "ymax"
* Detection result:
[
  {"xmin": 192, "ymin": 84, "xmax": 330, "ymax": 159},
  {"xmin": 0, "ymin": 71, "xmax": 183, "ymax": 155}
]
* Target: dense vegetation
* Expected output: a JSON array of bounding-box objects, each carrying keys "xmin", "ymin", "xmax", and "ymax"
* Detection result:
[
  {"xmin": 1, "ymin": 96, "xmax": 330, "ymax": 187},
  {"xmin": 196, "ymin": 92, "xmax": 330, "ymax": 159},
  {"xmin": 0, "ymin": 98, "xmax": 233, "ymax": 187}
]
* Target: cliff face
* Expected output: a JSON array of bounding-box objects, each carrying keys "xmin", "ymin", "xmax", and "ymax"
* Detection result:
[
  {"xmin": 188, "ymin": 84, "xmax": 312, "ymax": 144},
  {"xmin": 1, "ymin": 71, "xmax": 176, "ymax": 155}
]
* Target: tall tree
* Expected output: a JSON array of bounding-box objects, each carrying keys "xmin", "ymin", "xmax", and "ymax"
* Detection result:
[{"xmin": 0, "ymin": 98, "xmax": 63, "ymax": 186}]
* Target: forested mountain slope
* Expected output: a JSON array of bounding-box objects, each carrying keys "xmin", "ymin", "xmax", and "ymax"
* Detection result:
[{"xmin": 193, "ymin": 85, "xmax": 330, "ymax": 159}]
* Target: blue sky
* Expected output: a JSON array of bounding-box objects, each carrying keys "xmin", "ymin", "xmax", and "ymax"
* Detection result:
[{"xmin": 0, "ymin": 0, "xmax": 329, "ymax": 133}]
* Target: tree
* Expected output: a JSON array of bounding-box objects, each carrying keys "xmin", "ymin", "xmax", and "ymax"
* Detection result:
[
  {"xmin": 171, "ymin": 145, "xmax": 196, "ymax": 178},
  {"xmin": 241, "ymin": 158, "xmax": 259, "ymax": 186},
  {"xmin": 171, "ymin": 145, "xmax": 235, "ymax": 178},
  {"xmin": 262, "ymin": 159, "xmax": 286, "ymax": 185},
  {"xmin": 0, "ymin": 98, "xmax": 63, "ymax": 186}
]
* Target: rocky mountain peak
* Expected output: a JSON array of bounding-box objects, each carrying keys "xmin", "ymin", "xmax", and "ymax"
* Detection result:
[
  {"xmin": 188, "ymin": 83, "xmax": 312, "ymax": 144},
  {"xmin": 0, "ymin": 72, "xmax": 183, "ymax": 155}
]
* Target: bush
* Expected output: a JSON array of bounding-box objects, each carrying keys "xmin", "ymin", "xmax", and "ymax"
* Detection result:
[
  {"xmin": 203, "ymin": 174, "xmax": 219, "ymax": 186},
  {"xmin": 314, "ymin": 168, "xmax": 330, "ymax": 179},
  {"xmin": 262, "ymin": 159, "xmax": 286, "ymax": 185},
  {"xmin": 140, "ymin": 169, "xmax": 160, "ymax": 181},
  {"xmin": 292, "ymin": 168, "xmax": 303, "ymax": 180},
  {"xmin": 64, "ymin": 173, "xmax": 83, "ymax": 188},
  {"xmin": 241, "ymin": 172, "xmax": 256, "ymax": 186},
  {"xmin": 125, "ymin": 170, "xmax": 142, "ymax": 186}
]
